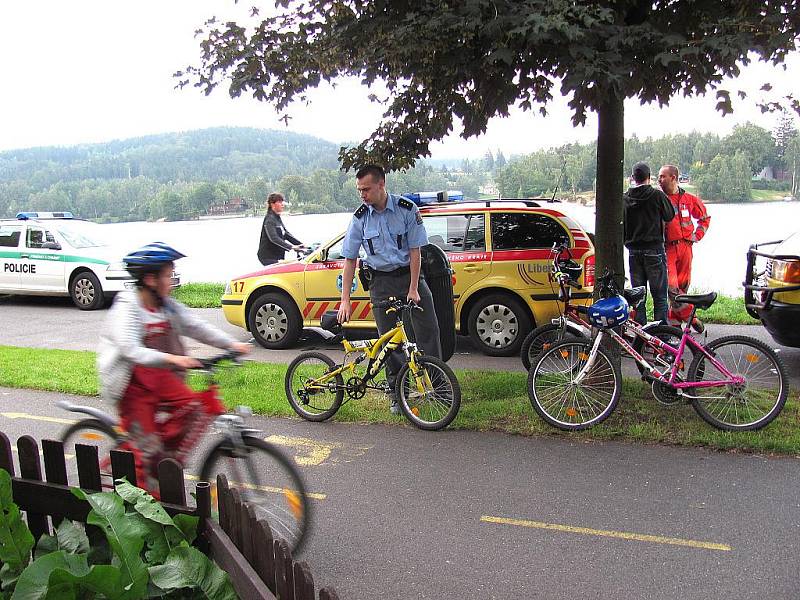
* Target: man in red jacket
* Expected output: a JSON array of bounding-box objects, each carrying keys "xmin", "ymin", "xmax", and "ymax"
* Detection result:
[{"xmin": 658, "ymin": 165, "xmax": 711, "ymax": 332}]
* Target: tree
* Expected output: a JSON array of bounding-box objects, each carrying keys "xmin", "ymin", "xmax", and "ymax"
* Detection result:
[
  {"xmin": 723, "ymin": 123, "xmax": 777, "ymax": 175},
  {"xmin": 181, "ymin": 1, "xmax": 799, "ymax": 291},
  {"xmin": 773, "ymin": 112, "xmax": 799, "ymax": 175}
]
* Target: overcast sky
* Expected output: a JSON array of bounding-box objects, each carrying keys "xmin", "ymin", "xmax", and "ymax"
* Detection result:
[{"xmin": 1, "ymin": 1, "xmax": 797, "ymax": 159}]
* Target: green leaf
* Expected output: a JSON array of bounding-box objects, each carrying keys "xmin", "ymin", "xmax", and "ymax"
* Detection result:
[
  {"xmin": 171, "ymin": 515, "xmax": 199, "ymax": 545},
  {"xmin": 114, "ymin": 479, "xmax": 173, "ymax": 527},
  {"xmin": 148, "ymin": 546, "xmax": 237, "ymax": 600},
  {"xmin": 10, "ymin": 551, "xmax": 122, "ymax": 600},
  {"xmin": 0, "ymin": 470, "xmax": 34, "ymax": 585},
  {"xmin": 54, "ymin": 521, "xmax": 90, "ymax": 556},
  {"xmin": 81, "ymin": 491, "xmax": 149, "ymax": 598}
]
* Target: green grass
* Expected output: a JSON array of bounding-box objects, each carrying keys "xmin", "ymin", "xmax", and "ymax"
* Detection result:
[
  {"xmin": 1, "ymin": 345, "xmax": 797, "ymax": 455},
  {"xmin": 750, "ymin": 189, "xmax": 790, "ymax": 202},
  {"xmin": 172, "ymin": 282, "xmax": 225, "ymax": 308},
  {"xmin": 177, "ymin": 282, "xmax": 760, "ymax": 325}
]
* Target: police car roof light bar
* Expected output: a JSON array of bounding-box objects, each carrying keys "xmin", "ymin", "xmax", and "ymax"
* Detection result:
[{"xmin": 16, "ymin": 211, "xmax": 74, "ymax": 220}]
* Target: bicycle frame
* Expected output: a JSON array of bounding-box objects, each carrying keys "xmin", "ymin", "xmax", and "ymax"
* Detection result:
[
  {"xmin": 309, "ymin": 303, "xmax": 427, "ymax": 391},
  {"xmin": 580, "ymin": 324, "xmax": 745, "ymax": 392}
]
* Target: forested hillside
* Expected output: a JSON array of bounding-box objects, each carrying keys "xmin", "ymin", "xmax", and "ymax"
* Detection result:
[
  {"xmin": 0, "ymin": 127, "xmax": 343, "ymax": 221},
  {"xmin": 1, "ymin": 119, "xmax": 796, "ymax": 223}
]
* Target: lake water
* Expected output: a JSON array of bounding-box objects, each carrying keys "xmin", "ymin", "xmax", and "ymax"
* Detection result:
[{"xmin": 100, "ymin": 201, "xmax": 797, "ymax": 295}]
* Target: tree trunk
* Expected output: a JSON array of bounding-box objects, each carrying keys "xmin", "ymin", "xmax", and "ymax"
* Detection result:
[
  {"xmin": 594, "ymin": 93, "xmax": 626, "ymax": 292},
  {"xmin": 594, "ymin": 93, "xmax": 626, "ymax": 367}
]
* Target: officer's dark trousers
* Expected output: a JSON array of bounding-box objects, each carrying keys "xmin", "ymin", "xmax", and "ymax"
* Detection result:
[{"xmin": 368, "ymin": 271, "xmax": 441, "ymax": 393}]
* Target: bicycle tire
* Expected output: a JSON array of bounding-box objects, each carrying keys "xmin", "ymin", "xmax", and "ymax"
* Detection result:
[
  {"xmin": 687, "ymin": 335, "xmax": 788, "ymax": 431},
  {"xmin": 631, "ymin": 324, "xmax": 692, "ymax": 376},
  {"xmin": 528, "ymin": 339, "xmax": 621, "ymax": 431},
  {"xmin": 285, "ymin": 351, "xmax": 344, "ymax": 421},
  {"xmin": 60, "ymin": 419, "xmax": 121, "ymax": 488},
  {"xmin": 396, "ymin": 355, "xmax": 461, "ymax": 431},
  {"xmin": 520, "ymin": 322, "xmax": 584, "ymax": 371},
  {"xmin": 199, "ymin": 437, "xmax": 311, "ymax": 554}
]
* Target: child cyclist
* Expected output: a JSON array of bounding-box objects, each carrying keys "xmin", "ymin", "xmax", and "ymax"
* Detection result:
[{"xmin": 97, "ymin": 242, "xmax": 250, "ymax": 493}]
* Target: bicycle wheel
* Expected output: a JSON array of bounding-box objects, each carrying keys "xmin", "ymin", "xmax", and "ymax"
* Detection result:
[
  {"xmin": 687, "ymin": 335, "xmax": 788, "ymax": 431},
  {"xmin": 520, "ymin": 323, "xmax": 584, "ymax": 371},
  {"xmin": 528, "ymin": 339, "xmax": 621, "ymax": 431},
  {"xmin": 199, "ymin": 437, "xmax": 311, "ymax": 554},
  {"xmin": 396, "ymin": 355, "xmax": 461, "ymax": 431},
  {"xmin": 285, "ymin": 351, "xmax": 344, "ymax": 421},
  {"xmin": 60, "ymin": 419, "xmax": 121, "ymax": 488},
  {"xmin": 631, "ymin": 324, "xmax": 693, "ymax": 376}
]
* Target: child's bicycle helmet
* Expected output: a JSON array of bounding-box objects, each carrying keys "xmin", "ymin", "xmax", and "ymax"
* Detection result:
[
  {"xmin": 587, "ymin": 295, "xmax": 630, "ymax": 328},
  {"xmin": 123, "ymin": 242, "xmax": 185, "ymax": 283}
]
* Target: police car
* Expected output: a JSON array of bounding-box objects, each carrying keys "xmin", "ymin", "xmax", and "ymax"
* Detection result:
[
  {"xmin": 221, "ymin": 198, "xmax": 595, "ymax": 356},
  {"xmin": 744, "ymin": 232, "xmax": 800, "ymax": 347},
  {"xmin": 0, "ymin": 212, "xmax": 137, "ymax": 310}
]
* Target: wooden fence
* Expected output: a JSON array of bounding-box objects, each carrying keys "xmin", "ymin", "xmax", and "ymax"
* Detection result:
[{"xmin": 0, "ymin": 431, "xmax": 340, "ymax": 600}]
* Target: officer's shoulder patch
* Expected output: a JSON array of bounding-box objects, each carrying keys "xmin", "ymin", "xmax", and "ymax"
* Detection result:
[
  {"xmin": 397, "ymin": 197, "xmax": 414, "ymax": 210},
  {"xmin": 415, "ymin": 211, "xmax": 423, "ymax": 225},
  {"xmin": 354, "ymin": 204, "xmax": 367, "ymax": 218}
]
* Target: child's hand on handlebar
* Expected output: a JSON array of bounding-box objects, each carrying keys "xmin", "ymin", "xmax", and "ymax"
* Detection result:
[
  {"xmin": 230, "ymin": 342, "xmax": 251, "ymax": 355},
  {"xmin": 166, "ymin": 354, "xmax": 203, "ymax": 369}
]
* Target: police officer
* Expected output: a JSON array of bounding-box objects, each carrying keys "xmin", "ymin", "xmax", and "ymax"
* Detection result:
[{"xmin": 337, "ymin": 164, "xmax": 441, "ymax": 413}]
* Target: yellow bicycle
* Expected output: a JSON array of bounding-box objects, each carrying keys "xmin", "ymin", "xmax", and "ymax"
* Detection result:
[{"xmin": 284, "ymin": 298, "xmax": 461, "ymax": 430}]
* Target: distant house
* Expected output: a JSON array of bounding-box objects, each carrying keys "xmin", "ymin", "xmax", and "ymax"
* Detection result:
[{"xmin": 207, "ymin": 197, "xmax": 249, "ymax": 216}]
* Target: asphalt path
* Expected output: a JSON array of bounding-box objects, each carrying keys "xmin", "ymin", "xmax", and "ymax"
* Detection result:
[
  {"xmin": 2, "ymin": 386, "xmax": 800, "ymax": 599},
  {"xmin": 2, "ymin": 295, "xmax": 800, "ymax": 598}
]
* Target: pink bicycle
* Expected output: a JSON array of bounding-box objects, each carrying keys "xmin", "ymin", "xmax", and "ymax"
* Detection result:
[{"xmin": 527, "ymin": 286, "xmax": 788, "ymax": 431}]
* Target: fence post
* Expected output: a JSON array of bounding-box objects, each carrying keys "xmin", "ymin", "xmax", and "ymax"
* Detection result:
[
  {"xmin": 17, "ymin": 436, "xmax": 49, "ymax": 539},
  {"xmin": 274, "ymin": 539, "xmax": 294, "ymax": 600},
  {"xmin": 75, "ymin": 444, "xmax": 102, "ymax": 491},
  {"xmin": 0, "ymin": 432, "xmax": 15, "ymax": 476},
  {"xmin": 229, "ymin": 487, "xmax": 244, "ymax": 551},
  {"xmin": 157, "ymin": 458, "xmax": 186, "ymax": 505},
  {"xmin": 41, "ymin": 439, "xmax": 69, "ymax": 527},
  {"xmin": 195, "ymin": 481, "xmax": 211, "ymax": 555},
  {"xmin": 293, "ymin": 562, "xmax": 314, "ymax": 600},
  {"xmin": 253, "ymin": 513, "xmax": 276, "ymax": 594},
  {"xmin": 217, "ymin": 474, "xmax": 231, "ymax": 534},
  {"xmin": 110, "ymin": 448, "xmax": 137, "ymax": 487}
]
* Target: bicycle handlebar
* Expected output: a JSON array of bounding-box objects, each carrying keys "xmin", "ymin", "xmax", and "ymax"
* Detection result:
[
  {"xmin": 196, "ymin": 349, "xmax": 244, "ymax": 370},
  {"xmin": 373, "ymin": 297, "xmax": 423, "ymax": 312}
]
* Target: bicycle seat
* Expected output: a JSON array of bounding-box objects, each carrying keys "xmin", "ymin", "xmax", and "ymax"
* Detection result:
[
  {"xmin": 622, "ymin": 286, "xmax": 646, "ymax": 306},
  {"xmin": 320, "ymin": 310, "xmax": 342, "ymax": 333},
  {"xmin": 674, "ymin": 291, "xmax": 717, "ymax": 310}
]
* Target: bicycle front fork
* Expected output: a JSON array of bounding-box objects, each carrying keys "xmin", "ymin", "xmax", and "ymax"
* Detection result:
[{"xmin": 574, "ymin": 331, "xmax": 605, "ymax": 384}]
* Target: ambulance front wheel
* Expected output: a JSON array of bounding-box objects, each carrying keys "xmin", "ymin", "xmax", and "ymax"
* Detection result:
[{"xmin": 248, "ymin": 291, "xmax": 302, "ymax": 349}]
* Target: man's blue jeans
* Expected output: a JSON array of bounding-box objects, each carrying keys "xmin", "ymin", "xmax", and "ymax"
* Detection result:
[{"xmin": 628, "ymin": 247, "xmax": 668, "ymax": 325}]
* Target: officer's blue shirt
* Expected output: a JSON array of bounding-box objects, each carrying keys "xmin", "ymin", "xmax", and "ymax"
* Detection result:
[{"xmin": 342, "ymin": 193, "xmax": 429, "ymax": 271}]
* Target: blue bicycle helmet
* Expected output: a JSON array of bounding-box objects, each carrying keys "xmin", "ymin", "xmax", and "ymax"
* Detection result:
[
  {"xmin": 123, "ymin": 242, "xmax": 185, "ymax": 280},
  {"xmin": 587, "ymin": 295, "xmax": 630, "ymax": 328}
]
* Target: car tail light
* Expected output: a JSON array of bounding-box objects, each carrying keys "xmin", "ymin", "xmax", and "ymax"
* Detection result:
[
  {"xmin": 584, "ymin": 255, "xmax": 595, "ymax": 287},
  {"xmin": 771, "ymin": 259, "xmax": 800, "ymax": 284}
]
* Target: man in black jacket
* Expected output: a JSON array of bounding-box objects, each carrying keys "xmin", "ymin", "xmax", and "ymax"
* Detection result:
[
  {"xmin": 623, "ymin": 162, "xmax": 676, "ymax": 325},
  {"xmin": 257, "ymin": 193, "xmax": 305, "ymax": 266}
]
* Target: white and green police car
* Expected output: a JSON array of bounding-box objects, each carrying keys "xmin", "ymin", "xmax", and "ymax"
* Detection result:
[{"xmin": 0, "ymin": 212, "xmax": 137, "ymax": 310}]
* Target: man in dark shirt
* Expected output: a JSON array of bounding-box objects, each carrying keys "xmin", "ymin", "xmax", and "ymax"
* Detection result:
[
  {"xmin": 257, "ymin": 192, "xmax": 305, "ymax": 266},
  {"xmin": 623, "ymin": 162, "xmax": 676, "ymax": 325}
]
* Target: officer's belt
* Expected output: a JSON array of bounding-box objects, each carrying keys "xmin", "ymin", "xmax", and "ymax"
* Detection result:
[{"xmin": 368, "ymin": 265, "xmax": 411, "ymax": 277}]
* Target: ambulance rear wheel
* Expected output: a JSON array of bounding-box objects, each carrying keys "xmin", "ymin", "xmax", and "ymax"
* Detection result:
[
  {"xmin": 70, "ymin": 270, "xmax": 105, "ymax": 311},
  {"xmin": 468, "ymin": 293, "xmax": 531, "ymax": 357},
  {"xmin": 248, "ymin": 292, "xmax": 302, "ymax": 349}
]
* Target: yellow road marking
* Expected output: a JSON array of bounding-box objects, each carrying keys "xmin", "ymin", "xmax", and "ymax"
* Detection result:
[
  {"xmin": 184, "ymin": 474, "xmax": 326, "ymax": 500},
  {"xmin": 1, "ymin": 412, "xmax": 75, "ymax": 425},
  {"xmin": 264, "ymin": 434, "xmax": 336, "ymax": 466},
  {"xmin": 480, "ymin": 516, "xmax": 731, "ymax": 551}
]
